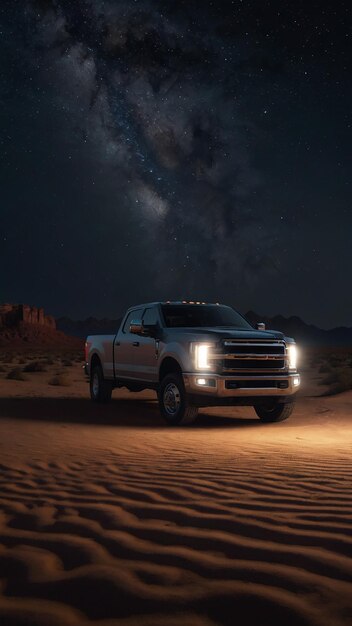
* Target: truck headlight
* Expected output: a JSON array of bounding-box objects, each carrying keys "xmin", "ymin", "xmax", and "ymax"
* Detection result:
[
  {"xmin": 287, "ymin": 344, "xmax": 297, "ymax": 370},
  {"xmin": 192, "ymin": 343, "xmax": 213, "ymax": 371}
]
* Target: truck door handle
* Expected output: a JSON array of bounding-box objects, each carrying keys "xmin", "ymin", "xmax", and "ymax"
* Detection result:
[
  {"xmin": 132, "ymin": 341, "xmax": 140, "ymax": 347},
  {"xmin": 115, "ymin": 341, "xmax": 120, "ymax": 346}
]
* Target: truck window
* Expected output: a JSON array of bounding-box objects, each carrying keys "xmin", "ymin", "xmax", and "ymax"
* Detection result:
[
  {"xmin": 122, "ymin": 309, "xmax": 144, "ymax": 333},
  {"xmin": 142, "ymin": 307, "xmax": 159, "ymax": 327},
  {"xmin": 161, "ymin": 304, "xmax": 252, "ymax": 329}
]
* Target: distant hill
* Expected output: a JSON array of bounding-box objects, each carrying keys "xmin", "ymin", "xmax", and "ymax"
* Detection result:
[
  {"xmin": 245, "ymin": 311, "xmax": 352, "ymax": 346},
  {"xmin": 0, "ymin": 322, "xmax": 83, "ymax": 349},
  {"xmin": 57, "ymin": 311, "xmax": 352, "ymax": 346}
]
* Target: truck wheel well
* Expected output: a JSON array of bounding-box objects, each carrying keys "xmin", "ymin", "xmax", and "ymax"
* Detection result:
[
  {"xmin": 90, "ymin": 354, "xmax": 101, "ymax": 371},
  {"xmin": 159, "ymin": 357, "xmax": 182, "ymax": 382}
]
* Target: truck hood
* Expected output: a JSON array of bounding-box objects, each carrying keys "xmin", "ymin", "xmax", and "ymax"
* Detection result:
[{"xmin": 162, "ymin": 327, "xmax": 291, "ymax": 342}]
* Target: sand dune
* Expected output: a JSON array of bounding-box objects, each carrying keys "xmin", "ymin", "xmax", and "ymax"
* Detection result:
[{"xmin": 0, "ymin": 366, "xmax": 351, "ymax": 625}]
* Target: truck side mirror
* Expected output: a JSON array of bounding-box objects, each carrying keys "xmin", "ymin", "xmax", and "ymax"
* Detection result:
[
  {"xmin": 256, "ymin": 322, "xmax": 266, "ymax": 331},
  {"xmin": 130, "ymin": 320, "xmax": 159, "ymax": 337},
  {"xmin": 130, "ymin": 320, "xmax": 143, "ymax": 335}
]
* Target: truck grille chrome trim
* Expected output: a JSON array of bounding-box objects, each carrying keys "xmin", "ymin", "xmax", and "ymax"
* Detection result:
[
  {"xmin": 218, "ymin": 339, "xmax": 287, "ymax": 373},
  {"xmin": 211, "ymin": 354, "xmax": 287, "ymax": 360},
  {"xmin": 223, "ymin": 341, "xmax": 284, "ymax": 347}
]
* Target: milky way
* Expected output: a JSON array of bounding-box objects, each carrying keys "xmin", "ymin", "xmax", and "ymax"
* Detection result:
[
  {"xmin": 1, "ymin": 1, "xmax": 351, "ymax": 325},
  {"xmin": 34, "ymin": 2, "xmax": 272, "ymax": 286}
]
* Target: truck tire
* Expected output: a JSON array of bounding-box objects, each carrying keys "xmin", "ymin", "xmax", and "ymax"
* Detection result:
[
  {"xmin": 90, "ymin": 364, "xmax": 112, "ymax": 404},
  {"xmin": 254, "ymin": 401, "xmax": 294, "ymax": 423},
  {"xmin": 158, "ymin": 373, "xmax": 198, "ymax": 426}
]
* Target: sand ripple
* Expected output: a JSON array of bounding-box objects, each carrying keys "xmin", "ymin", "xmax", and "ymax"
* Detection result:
[{"xmin": 0, "ymin": 444, "xmax": 352, "ymax": 626}]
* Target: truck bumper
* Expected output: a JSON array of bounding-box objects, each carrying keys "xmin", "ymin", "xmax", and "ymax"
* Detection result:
[{"xmin": 183, "ymin": 372, "xmax": 300, "ymax": 399}]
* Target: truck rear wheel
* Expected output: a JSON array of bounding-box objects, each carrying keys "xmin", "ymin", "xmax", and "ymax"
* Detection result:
[
  {"xmin": 90, "ymin": 364, "xmax": 112, "ymax": 404},
  {"xmin": 254, "ymin": 401, "xmax": 294, "ymax": 423},
  {"xmin": 158, "ymin": 373, "xmax": 198, "ymax": 425}
]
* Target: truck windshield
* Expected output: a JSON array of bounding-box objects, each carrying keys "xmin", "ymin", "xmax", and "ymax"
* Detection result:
[{"xmin": 161, "ymin": 304, "xmax": 252, "ymax": 329}]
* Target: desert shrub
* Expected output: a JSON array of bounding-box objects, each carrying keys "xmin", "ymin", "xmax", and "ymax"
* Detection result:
[
  {"xmin": 310, "ymin": 354, "xmax": 324, "ymax": 368},
  {"xmin": 49, "ymin": 374, "xmax": 71, "ymax": 386},
  {"xmin": 40, "ymin": 357, "xmax": 54, "ymax": 366},
  {"xmin": 319, "ymin": 362, "xmax": 333, "ymax": 374},
  {"xmin": 61, "ymin": 359, "xmax": 73, "ymax": 367},
  {"xmin": 7, "ymin": 368, "xmax": 28, "ymax": 381},
  {"xmin": 320, "ymin": 371, "xmax": 339, "ymax": 385},
  {"xmin": 23, "ymin": 360, "xmax": 47, "ymax": 372},
  {"xmin": 321, "ymin": 369, "xmax": 352, "ymax": 395},
  {"xmin": 326, "ymin": 354, "xmax": 343, "ymax": 368},
  {"xmin": 18, "ymin": 358, "xmax": 26, "ymax": 365}
]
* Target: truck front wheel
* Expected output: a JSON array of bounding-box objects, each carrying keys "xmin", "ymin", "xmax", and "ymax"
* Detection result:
[
  {"xmin": 90, "ymin": 364, "xmax": 112, "ymax": 404},
  {"xmin": 158, "ymin": 373, "xmax": 198, "ymax": 426},
  {"xmin": 254, "ymin": 401, "xmax": 294, "ymax": 423}
]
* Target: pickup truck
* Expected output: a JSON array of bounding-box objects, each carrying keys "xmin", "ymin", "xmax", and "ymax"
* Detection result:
[{"xmin": 85, "ymin": 301, "xmax": 300, "ymax": 425}]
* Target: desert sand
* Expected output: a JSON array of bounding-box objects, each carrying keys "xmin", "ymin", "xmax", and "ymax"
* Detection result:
[{"xmin": 0, "ymin": 356, "xmax": 351, "ymax": 626}]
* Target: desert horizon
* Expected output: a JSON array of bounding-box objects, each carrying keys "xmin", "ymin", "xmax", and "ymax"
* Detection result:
[{"xmin": 2, "ymin": 300, "xmax": 352, "ymax": 348}]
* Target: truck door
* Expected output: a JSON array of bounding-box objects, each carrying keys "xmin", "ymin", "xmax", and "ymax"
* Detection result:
[
  {"xmin": 137, "ymin": 306, "xmax": 160, "ymax": 382},
  {"xmin": 113, "ymin": 308, "xmax": 144, "ymax": 381},
  {"xmin": 114, "ymin": 307, "xmax": 159, "ymax": 383}
]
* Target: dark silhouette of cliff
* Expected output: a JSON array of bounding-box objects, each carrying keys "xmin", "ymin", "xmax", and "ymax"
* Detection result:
[
  {"xmin": 0, "ymin": 303, "xmax": 82, "ymax": 348},
  {"xmin": 0, "ymin": 303, "xmax": 56, "ymax": 329}
]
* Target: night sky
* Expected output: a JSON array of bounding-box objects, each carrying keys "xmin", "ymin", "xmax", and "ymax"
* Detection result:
[{"xmin": 1, "ymin": 1, "xmax": 351, "ymax": 328}]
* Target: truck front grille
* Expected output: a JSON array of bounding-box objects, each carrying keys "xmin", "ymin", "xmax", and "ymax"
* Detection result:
[
  {"xmin": 217, "ymin": 339, "xmax": 287, "ymax": 373},
  {"xmin": 223, "ymin": 358, "xmax": 285, "ymax": 370}
]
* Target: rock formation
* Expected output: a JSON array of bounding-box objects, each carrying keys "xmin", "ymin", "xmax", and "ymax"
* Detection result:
[{"xmin": 0, "ymin": 304, "xmax": 56, "ymax": 330}]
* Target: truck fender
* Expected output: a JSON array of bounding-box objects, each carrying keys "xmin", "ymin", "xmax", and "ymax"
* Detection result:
[{"xmin": 158, "ymin": 344, "xmax": 189, "ymax": 381}]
